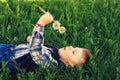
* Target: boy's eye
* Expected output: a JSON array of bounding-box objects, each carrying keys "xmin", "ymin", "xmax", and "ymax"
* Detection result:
[{"xmin": 73, "ymin": 51, "xmax": 75, "ymax": 54}]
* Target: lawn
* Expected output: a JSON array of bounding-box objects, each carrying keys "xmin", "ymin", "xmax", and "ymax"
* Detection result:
[{"xmin": 0, "ymin": 0, "xmax": 120, "ymax": 80}]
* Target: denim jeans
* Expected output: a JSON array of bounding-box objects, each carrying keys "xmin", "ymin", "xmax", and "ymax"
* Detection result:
[{"xmin": 0, "ymin": 44, "xmax": 17, "ymax": 74}]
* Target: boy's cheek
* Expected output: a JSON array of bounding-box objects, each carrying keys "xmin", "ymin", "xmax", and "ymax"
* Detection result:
[{"xmin": 58, "ymin": 48, "xmax": 65, "ymax": 53}]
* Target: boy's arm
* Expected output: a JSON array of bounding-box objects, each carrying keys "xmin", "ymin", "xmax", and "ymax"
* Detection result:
[
  {"xmin": 29, "ymin": 12, "xmax": 53, "ymax": 50},
  {"xmin": 29, "ymin": 24, "xmax": 44, "ymax": 50}
]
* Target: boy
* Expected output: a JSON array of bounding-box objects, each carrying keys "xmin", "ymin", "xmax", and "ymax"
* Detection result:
[{"xmin": 0, "ymin": 12, "xmax": 90, "ymax": 74}]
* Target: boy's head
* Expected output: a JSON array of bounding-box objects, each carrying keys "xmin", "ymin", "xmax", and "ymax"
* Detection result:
[{"xmin": 58, "ymin": 46, "xmax": 90, "ymax": 67}]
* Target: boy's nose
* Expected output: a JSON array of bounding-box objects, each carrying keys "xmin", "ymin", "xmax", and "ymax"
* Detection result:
[{"xmin": 68, "ymin": 46, "xmax": 73, "ymax": 49}]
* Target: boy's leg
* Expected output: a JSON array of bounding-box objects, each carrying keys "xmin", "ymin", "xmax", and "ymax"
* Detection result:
[{"xmin": 0, "ymin": 44, "xmax": 15, "ymax": 69}]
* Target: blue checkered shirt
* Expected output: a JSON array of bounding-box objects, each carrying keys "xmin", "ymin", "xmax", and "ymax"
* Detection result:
[{"xmin": 13, "ymin": 24, "xmax": 58, "ymax": 67}]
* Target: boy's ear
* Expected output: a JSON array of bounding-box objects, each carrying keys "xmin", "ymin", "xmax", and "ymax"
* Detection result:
[
  {"xmin": 67, "ymin": 62, "xmax": 74, "ymax": 68},
  {"xmin": 67, "ymin": 58, "xmax": 75, "ymax": 68}
]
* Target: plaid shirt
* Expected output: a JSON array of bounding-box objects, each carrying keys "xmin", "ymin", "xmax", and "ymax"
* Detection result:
[{"xmin": 13, "ymin": 24, "xmax": 58, "ymax": 67}]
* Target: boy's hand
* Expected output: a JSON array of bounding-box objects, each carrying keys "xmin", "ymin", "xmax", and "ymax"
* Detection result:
[{"xmin": 37, "ymin": 12, "xmax": 54, "ymax": 26}]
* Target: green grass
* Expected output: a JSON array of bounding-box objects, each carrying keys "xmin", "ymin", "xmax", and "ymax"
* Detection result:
[{"xmin": 0, "ymin": 0, "xmax": 120, "ymax": 80}]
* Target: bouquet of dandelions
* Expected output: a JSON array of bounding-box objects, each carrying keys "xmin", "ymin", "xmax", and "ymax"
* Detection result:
[{"xmin": 36, "ymin": 5, "xmax": 66, "ymax": 34}]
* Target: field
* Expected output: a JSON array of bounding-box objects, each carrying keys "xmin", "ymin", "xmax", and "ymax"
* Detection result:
[{"xmin": 0, "ymin": 0, "xmax": 120, "ymax": 80}]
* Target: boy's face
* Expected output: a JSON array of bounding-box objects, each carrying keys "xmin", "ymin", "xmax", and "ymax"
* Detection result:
[{"xmin": 58, "ymin": 46, "xmax": 87, "ymax": 67}]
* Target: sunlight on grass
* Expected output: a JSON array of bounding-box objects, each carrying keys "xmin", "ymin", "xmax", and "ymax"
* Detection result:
[
  {"xmin": 0, "ymin": 0, "xmax": 7, "ymax": 3},
  {"xmin": 0, "ymin": 0, "xmax": 45, "ymax": 3}
]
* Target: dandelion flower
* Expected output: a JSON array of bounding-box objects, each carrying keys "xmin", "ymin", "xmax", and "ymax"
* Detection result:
[
  {"xmin": 59, "ymin": 26, "xmax": 66, "ymax": 34},
  {"xmin": 14, "ymin": 37, "xmax": 18, "ymax": 41},
  {"xmin": 85, "ymin": 27, "xmax": 88, "ymax": 30},
  {"xmin": 52, "ymin": 21, "xmax": 61, "ymax": 30}
]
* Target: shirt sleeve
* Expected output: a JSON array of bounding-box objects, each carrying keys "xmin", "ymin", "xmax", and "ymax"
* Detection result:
[{"xmin": 29, "ymin": 24, "xmax": 44, "ymax": 50}]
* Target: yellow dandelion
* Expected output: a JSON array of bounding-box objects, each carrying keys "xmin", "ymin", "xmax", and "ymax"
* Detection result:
[
  {"xmin": 52, "ymin": 21, "xmax": 61, "ymax": 30},
  {"xmin": 59, "ymin": 26, "xmax": 66, "ymax": 34}
]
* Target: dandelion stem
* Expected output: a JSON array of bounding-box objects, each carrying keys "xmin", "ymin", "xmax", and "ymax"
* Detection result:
[
  {"xmin": 7, "ymin": 4, "xmax": 14, "ymax": 13},
  {"xmin": 35, "ymin": 4, "xmax": 55, "ymax": 22},
  {"xmin": 35, "ymin": 4, "xmax": 46, "ymax": 13}
]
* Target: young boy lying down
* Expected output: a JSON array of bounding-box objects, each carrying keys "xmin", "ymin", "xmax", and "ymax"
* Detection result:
[{"xmin": 0, "ymin": 12, "xmax": 90, "ymax": 75}]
